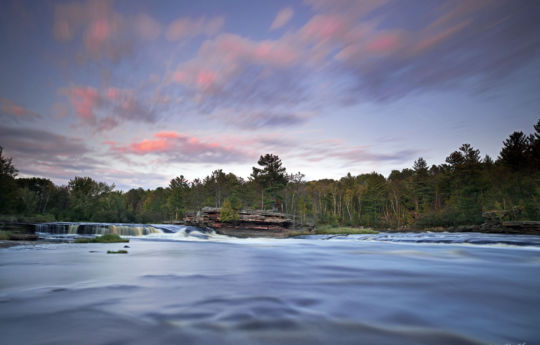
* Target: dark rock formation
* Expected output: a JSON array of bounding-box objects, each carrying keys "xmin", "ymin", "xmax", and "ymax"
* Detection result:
[
  {"xmin": 0, "ymin": 222, "xmax": 38, "ymax": 242},
  {"xmin": 5, "ymin": 233, "xmax": 39, "ymax": 241},
  {"xmin": 479, "ymin": 210, "xmax": 540, "ymax": 235},
  {"xmin": 410, "ymin": 210, "xmax": 540, "ymax": 235},
  {"xmin": 0, "ymin": 222, "xmax": 36, "ymax": 234}
]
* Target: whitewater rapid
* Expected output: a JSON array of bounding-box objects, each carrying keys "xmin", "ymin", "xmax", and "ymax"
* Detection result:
[{"xmin": 35, "ymin": 222, "xmax": 540, "ymax": 249}]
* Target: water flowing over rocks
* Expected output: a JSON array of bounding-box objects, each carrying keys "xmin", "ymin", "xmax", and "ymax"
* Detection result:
[{"xmin": 35, "ymin": 223, "xmax": 165, "ymax": 236}]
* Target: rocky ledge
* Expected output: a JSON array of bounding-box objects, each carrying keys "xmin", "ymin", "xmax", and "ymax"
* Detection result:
[
  {"xmin": 183, "ymin": 207, "xmax": 313, "ymax": 238},
  {"xmin": 0, "ymin": 222, "xmax": 39, "ymax": 242}
]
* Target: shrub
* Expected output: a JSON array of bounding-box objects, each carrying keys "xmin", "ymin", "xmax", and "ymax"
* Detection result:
[
  {"xmin": 74, "ymin": 233, "xmax": 129, "ymax": 243},
  {"xmin": 220, "ymin": 199, "xmax": 239, "ymax": 223}
]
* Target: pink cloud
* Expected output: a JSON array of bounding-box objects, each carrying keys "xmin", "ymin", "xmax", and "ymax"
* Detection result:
[
  {"xmin": 301, "ymin": 14, "xmax": 349, "ymax": 42},
  {"xmin": 105, "ymin": 87, "xmax": 121, "ymax": 101},
  {"xmin": 63, "ymin": 86, "xmax": 100, "ymax": 124},
  {"xmin": 166, "ymin": 16, "xmax": 224, "ymax": 41},
  {"xmin": 155, "ymin": 131, "xmax": 180, "ymax": 139},
  {"xmin": 107, "ymin": 131, "xmax": 256, "ymax": 164},
  {"xmin": 103, "ymin": 140, "xmax": 117, "ymax": 146},
  {"xmin": 61, "ymin": 85, "xmax": 155, "ymax": 129},
  {"xmin": 270, "ymin": 7, "xmax": 294, "ymax": 30},
  {"xmin": 0, "ymin": 98, "xmax": 40, "ymax": 120},
  {"xmin": 172, "ymin": 34, "xmax": 301, "ymax": 92},
  {"xmin": 53, "ymin": 0, "xmax": 123, "ymax": 58},
  {"xmin": 131, "ymin": 138, "xmax": 170, "ymax": 153},
  {"xmin": 85, "ymin": 18, "xmax": 112, "ymax": 53},
  {"xmin": 366, "ymin": 32, "xmax": 402, "ymax": 54},
  {"xmin": 134, "ymin": 13, "xmax": 161, "ymax": 40},
  {"xmin": 52, "ymin": 0, "xmax": 162, "ymax": 59},
  {"xmin": 196, "ymin": 69, "xmax": 219, "ymax": 89}
]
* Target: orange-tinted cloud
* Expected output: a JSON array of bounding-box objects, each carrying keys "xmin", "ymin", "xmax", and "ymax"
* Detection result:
[
  {"xmin": 109, "ymin": 131, "xmax": 255, "ymax": 164},
  {"xmin": 155, "ymin": 131, "xmax": 180, "ymax": 139},
  {"xmin": 131, "ymin": 138, "xmax": 170, "ymax": 153}
]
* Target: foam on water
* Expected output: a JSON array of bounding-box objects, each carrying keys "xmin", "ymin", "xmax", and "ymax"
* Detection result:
[{"xmin": 35, "ymin": 222, "xmax": 540, "ymax": 249}]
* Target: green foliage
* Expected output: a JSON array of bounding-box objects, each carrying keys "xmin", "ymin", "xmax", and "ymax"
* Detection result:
[
  {"xmin": 0, "ymin": 231, "xmax": 11, "ymax": 240},
  {"xmin": 2, "ymin": 120, "xmax": 540, "ymax": 228},
  {"xmin": 167, "ymin": 175, "xmax": 188, "ymax": 220},
  {"xmin": 0, "ymin": 146, "xmax": 17, "ymax": 177},
  {"xmin": 498, "ymin": 131, "xmax": 529, "ymax": 169},
  {"xmin": 0, "ymin": 147, "xmax": 18, "ymax": 214},
  {"xmin": 220, "ymin": 198, "xmax": 239, "ymax": 223},
  {"xmin": 315, "ymin": 225, "xmax": 378, "ymax": 234},
  {"xmin": 74, "ymin": 234, "xmax": 129, "ymax": 243}
]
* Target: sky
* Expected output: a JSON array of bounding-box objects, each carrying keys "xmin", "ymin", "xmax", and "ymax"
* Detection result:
[{"xmin": 1, "ymin": 0, "xmax": 539, "ymax": 190}]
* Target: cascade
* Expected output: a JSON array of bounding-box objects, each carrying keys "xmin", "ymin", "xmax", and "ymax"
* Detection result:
[{"xmin": 35, "ymin": 222, "xmax": 218, "ymax": 240}]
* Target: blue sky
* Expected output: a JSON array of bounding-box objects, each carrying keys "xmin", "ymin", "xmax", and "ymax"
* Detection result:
[{"xmin": 1, "ymin": 0, "xmax": 539, "ymax": 190}]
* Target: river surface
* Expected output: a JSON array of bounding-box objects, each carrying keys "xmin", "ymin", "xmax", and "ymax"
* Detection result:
[{"xmin": 1, "ymin": 224, "xmax": 539, "ymax": 345}]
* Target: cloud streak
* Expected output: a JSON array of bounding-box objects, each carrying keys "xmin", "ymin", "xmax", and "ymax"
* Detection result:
[
  {"xmin": 0, "ymin": 124, "xmax": 99, "ymax": 182},
  {"xmin": 270, "ymin": 7, "xmax": 294, "ymax": 30},
  {"xmin": 107, "ymin": 131, "xmax": 256, "ymax": 164},
  {"xmin": 61, "ymin": 85, "xmax": 156, "ymax": 130},
  {"xmin": 0, "ymin": 98, "xmax": 40, "ymax": 120},
  {"xmin": 166, "ymin": 16, "xmax": 224, "ymax": 41}
]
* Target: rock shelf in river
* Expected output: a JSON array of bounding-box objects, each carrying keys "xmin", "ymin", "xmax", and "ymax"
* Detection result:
[{"xmin": 183, "ymin": 207, "xmax": 313, "ymax": 238}]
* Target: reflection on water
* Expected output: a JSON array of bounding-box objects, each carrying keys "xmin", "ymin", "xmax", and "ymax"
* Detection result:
[{"xmin": 1, "ymin": 230, "xmax": 539, "ymax": 345}]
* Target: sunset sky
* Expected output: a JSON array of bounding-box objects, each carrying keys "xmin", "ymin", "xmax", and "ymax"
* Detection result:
[{"xmin": 1, "ymin": 0, "xmax": 539, "ymax": 190}]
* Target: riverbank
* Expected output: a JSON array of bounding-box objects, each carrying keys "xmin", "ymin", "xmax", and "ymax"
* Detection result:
[{"xmin": 2, "ymin": 218, "xmax": 540, "ymax": 242}]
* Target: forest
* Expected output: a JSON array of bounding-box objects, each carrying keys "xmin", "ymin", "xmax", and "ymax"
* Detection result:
[{"xmin": 1, "ymin": 120, "xmax": 539, "ymax": 229}]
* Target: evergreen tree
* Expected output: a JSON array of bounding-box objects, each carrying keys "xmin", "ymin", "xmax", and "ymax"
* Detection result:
[
  {"xmin": 168, "ymin": 175, "xmax": 188, "ymax": 220},
  {"xmin": 0, "ymin": 146, "xmax": 18, "ymax": 213},
  {"xmin": 530, "ymin": 119, "xmax": 540, "ymax": 168},
  {"xmin": 413, "ymin": 157, "xmax": 430, "ymax": 213},
  {"xmin": 498, "ymin": 131, "xmax": 529, "ymax": 169},
  {"xmin": 250, "ymin": 154, "xmax": 288, "ymax": 210}
]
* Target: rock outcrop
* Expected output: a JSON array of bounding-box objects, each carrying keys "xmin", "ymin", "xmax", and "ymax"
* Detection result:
[
  {"xmin": 183, "ymin": 207, "xmax": 313, "ymax": 238},
  {"xmin": 480, "ymin": 210, "xmax": 540, "ymax": 235},
  {"xmin": 0, "ymin": 222, "xmax": 38, "ymax": 241}
]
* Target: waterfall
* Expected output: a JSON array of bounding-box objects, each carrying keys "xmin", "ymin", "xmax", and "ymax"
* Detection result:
[
  {"xmin": 35, "ymin": 222, "xmax": 219, "ymax": 240},
  {"xmin": 36, "ymin": 222, "xmax": 164, "ymax": 237}
]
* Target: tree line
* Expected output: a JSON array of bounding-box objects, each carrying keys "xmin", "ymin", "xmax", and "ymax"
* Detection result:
[{"xmin": 1, "ymin": 119, "xmax": 539, "ymax": 228}]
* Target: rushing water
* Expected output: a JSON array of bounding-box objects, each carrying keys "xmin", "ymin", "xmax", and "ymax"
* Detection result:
[{"xmin": 1, "ymin": 223, "xmax": 539, "ymax": 345}]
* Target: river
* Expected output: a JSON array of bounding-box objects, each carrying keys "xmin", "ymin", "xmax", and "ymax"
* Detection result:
[{"xmin": 1, "ymin": 223, "xmax": 539, "ymax": 345}]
